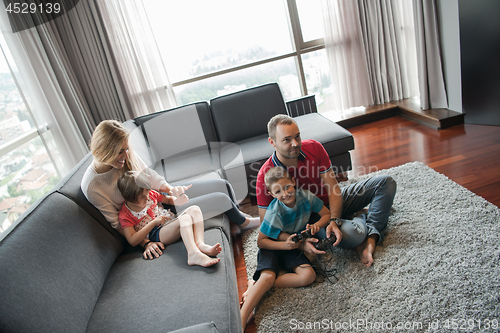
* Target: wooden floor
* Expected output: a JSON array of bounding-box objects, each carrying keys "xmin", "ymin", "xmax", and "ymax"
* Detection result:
[{"xmin": 233, "ymin": 116, "xmax": 500, "ymax": 332}]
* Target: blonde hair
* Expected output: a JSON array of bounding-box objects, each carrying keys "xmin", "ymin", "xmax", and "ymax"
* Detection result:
[
  {"xmin": 117, "ymin": 171, "xmax": 152, "ymax": 203},
  {"xmin": 267, "ymin": 114, "xmax": 297, "ymax": 140},
  {"xmin": 264, "ymin": 166, "xmax": 292, "ymax": 191},
  {"xmin": 90, "ymin": 120, "xmax": 139, "ymax": 172}
]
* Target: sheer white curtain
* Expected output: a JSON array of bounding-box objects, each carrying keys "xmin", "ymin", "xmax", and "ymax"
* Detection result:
[
  {"xmin": 0, "ymin": 6, "xmax": 88, "ymax": 175},
  {"xmin": 322, "ymin": 0, "xmax": 419, "ymax": 111},
  {"xmin": 321, "ymin": 0, "xmax": 373, "ymax": 111},
  {"xmin": 96, "ymin": 0, "xmax": 176, "ymax": 117},
  {"xmin": 413, "ymin": 0, "xmax": 448, "ymax": 109},
  {"xmin": 358, "ymin": 0, "xmax": 419, "ymax": 104}
]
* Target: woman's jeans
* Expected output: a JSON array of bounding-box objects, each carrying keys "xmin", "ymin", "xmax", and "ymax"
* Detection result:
[{"xmin": 314, "ymin": 174, "xmax": 397, "ymax": 248}]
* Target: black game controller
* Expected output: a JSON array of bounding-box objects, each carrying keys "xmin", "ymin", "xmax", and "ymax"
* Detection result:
[
  {"xmin": 314, "ymin": 235, "xmax": 337, "ymax": 251},
  {"xmin": 291, "ymin": 229, "xmax": 313, "ymax": 243},
  {"xmin": 292, "ymin": 229, "xmax": 337, "ymax": 251}
]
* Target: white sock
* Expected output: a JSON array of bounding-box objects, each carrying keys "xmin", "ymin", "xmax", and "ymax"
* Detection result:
[{"xmin": 240, "ymin": 217, "xmax": 260, "ymax": 230}]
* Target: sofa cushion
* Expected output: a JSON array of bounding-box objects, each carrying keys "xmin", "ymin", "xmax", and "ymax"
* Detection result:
[
  {"xmin": 134, "ymin": 102, "xmax": 218, "ymax": 144},
  {"xmin": 220, "ymin": 134, "xmax": 273, "ymax": 170},
  {"xmin": 128, "ymin": 104, "xmax": 223, "ymax": 183},
  {"xmin": 217, "ymin": 136, "xmax": 269, "ymax": 198},
  {"xmin": 0, "ymin": 192, "xmax": 123, "ymax": 333},
  {"xmin": 294, "ymin": 113, "xmax": 355, "ymax": 156},
  {"xmin": 123, "ymin": 120, "xmax": 156, "ymax": 169},
  {"xmin": 169, "ymin": 169, "xmax": 223, "ymax": 184},
  {"xmin": 156, "ymin": 147, "xmax": 222, "ymax": 183},
  {"xmin": 210, "ymin": 83, "xmax": 287, "ymax": 143},
  {"xmin": 147, "ymin": 159, "xmax": 222, "ymax": 185},
  {"xmin": 54, "ymin": 152, "xmax": 123, "ymax": 240},
  {"xmin": 86, "ymin": 228, "xmax": 241, "ymax": 333},
  {"xmin": 141, "ymin": 104, "xmax": 212, "ymax": 162}
]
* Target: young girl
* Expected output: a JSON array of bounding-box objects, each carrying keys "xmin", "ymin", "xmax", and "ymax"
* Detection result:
[{"xmin": 117, "ymin": 170, "xmax": 221, "ymax": 267}]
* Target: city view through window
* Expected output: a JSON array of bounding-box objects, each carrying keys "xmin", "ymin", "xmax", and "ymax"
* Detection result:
[
  {"xmin": 144, "ymin": 0, "xmax": 334, "ymax": 112},
  {"xmin": 0, "ymin": 44, "xmax": 60, "ymax": 233}
]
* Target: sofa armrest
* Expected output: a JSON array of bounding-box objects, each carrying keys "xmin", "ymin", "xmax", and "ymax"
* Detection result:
[{"xmin": 286, "ymin": 94, "xmax": 318, "ymax": 117}]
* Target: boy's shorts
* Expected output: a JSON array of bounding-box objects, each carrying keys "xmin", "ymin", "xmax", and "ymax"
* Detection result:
[{"xmin": 253, "ymin": 248, "xmax": 312, "ymax": 281}]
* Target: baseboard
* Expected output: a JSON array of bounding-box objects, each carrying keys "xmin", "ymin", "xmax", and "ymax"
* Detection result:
[
  {"xmin": 393, "ymin": 99, "xmax": 465, "ymax": 129},
  {"xmin": 328, "ymin": 99, "xmax": 465, "ymax": 130}
]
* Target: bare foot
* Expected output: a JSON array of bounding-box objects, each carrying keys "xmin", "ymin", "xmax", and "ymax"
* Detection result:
[
  {"xmin": 197, "ymin": 242, "xmax": 222, "ymax": 257},
  {"xmin": 241, "ymin": 280, "xmax": 256, "ymax": 332},
  {"xmin": 355, "ymin": 235, "xmax": 377, "ymax": 267},
  {"xmin": 240, "ymin": 279, "xmax": 255, "ymax": 306},
  {"xmin": 188, "ymin": 251, "xmax": 220, "ymax": 267},
  {"xmin": 242, "ymin": 308, "xmax": 256, "ymax": 331}
]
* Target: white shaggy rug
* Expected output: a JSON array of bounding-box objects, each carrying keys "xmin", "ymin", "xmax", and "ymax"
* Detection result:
[{"xmin": 242, "ymin": 162, "xmax": 500, "ymax": 332}]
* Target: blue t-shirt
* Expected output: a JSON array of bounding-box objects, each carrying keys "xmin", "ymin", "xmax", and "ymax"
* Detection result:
[{"xmin": 260, "ymin": 188, "xmax": 324, "ymax": 240}]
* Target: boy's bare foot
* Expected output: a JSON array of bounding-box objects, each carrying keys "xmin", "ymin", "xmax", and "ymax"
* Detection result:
[
  {"xmin": 241, "ymin": 280, "xmax": 256, "ymax": 332},
  {"xmin": 198, "ymin": 242, "xmax": 222, "ymax": 257},
  {"xmin": 240, "ymin": 279, "xmax": 255, "ymax": 306},
  {"xmin": 355, "ymin": 235, "xmax": 377, "ymax": 267},
  {"xmin": 242, "ymin": 308, "xmax": 255, "ymax": 331},
  {"xmin": 188, "ymin": 251, "xmax": 220, "ymax": 267}
]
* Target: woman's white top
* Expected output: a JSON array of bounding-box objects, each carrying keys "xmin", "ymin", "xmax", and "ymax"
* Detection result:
[{"xmin": 81, "ymin": 157, "xmax": 167, "ymax": 229}]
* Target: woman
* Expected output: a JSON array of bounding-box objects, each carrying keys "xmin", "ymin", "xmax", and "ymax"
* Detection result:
[{"xmin": 81, "ymin": 120, "xmax": 260, "ymax": 259}]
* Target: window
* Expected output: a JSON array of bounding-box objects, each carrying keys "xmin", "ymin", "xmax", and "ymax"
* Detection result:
[
  {"xmin": 0, "ymin": 34, "xmax": 61, "ymax": 233},
  {"xmin": 296, "ymin": 0, "xmax": 325, "ymax": 42},
  {"xmin": 301, "ymin": 49, "xmax": 334, "ymax": 113},
  {"xmin": 146, "ymin": 0, "xmax": 293, "ymax": 83},
  {"xmin": 174, "ymin": 57, "xmax": 300, "ymax": 105},
  {"xmin": 143, "ymin": 0, "xmax": 332, "ymax": 109}
]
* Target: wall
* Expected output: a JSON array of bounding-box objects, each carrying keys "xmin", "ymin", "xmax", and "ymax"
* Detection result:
[
  {"xmin": 458, "ymin": 0, "xmax": 500, "ymax": 125},
  {"xmin": 436, "ymin": 0, "xmax": 462, "ymax": 113}
]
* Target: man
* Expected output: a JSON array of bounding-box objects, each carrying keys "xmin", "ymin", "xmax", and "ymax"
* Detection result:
[{"xmin": 256, "ymin": 114, "xmax": 396, "ymax": 267}]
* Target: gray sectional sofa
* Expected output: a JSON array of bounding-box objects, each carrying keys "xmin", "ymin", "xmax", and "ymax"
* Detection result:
[{"xmin": 0, "ymin": 83, "xmax": 354, "ymax": 333}]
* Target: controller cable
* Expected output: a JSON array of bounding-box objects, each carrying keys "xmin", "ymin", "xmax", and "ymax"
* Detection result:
[{"xmin": 293, "ymin": 238, "xmax": 339, "ymax": 284}]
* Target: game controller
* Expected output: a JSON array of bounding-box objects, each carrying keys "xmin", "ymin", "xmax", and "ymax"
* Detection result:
[
  {"xmin": 291, "ymin": 229, "xmax": 313, "ymax": 243},
  {"xmin": 292, "ymin": 229, "xmax": 337, "ymax": 251},
  {"xmin": 314, "ymin": 235, "xmax": 336, "ymax": 251}
]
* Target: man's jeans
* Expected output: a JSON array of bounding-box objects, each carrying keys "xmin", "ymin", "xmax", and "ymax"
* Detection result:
[{"xmin": 314, "ymin": 174, "xmax": 397, "ymax": 248}]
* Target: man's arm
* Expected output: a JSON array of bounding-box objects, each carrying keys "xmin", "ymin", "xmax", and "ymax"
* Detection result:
[
  {"xmin": 321, "ymin": 169, "xmax": 343, "ymax": 243},
  {"xmin": 315, "ymin": 205, "xmax": 332, "ymax": 230},
  {"xmin": 256, "ymin": 161, "xmax": 273, "ymax": 222},
  {"xmin": 321, "ymin": 168, "xmax": 342, "ymax": 216}
]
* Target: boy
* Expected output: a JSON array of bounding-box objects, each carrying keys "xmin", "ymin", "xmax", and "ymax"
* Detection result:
[{"xmin": 240, "ymin": 166, "xmax": 331, "ymax": 330}]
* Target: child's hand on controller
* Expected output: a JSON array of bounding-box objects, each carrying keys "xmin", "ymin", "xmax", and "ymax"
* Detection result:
[
  {"xmin": 306, "ymin": 223, "xmax": 320, "ymax": 236},
  {"xmin": 285, "ymin": 234, "xmax": 301, "ymax": 250}
]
